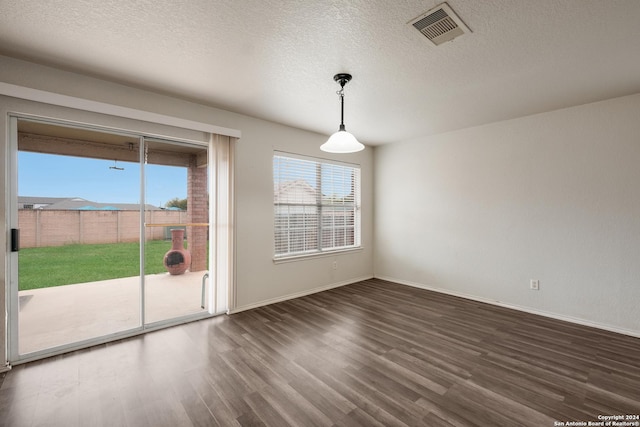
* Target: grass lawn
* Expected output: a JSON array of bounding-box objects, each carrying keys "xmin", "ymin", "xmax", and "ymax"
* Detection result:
[{"xmin": 18, "ymin": 240, "xmax": 174, "ymax": 291}]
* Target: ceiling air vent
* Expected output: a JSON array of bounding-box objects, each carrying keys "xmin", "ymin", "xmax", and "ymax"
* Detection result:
[{"xmin": 408, "ymin": 2, "xmax": 471, "ymax": 46}]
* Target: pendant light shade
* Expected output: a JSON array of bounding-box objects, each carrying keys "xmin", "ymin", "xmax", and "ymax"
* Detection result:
[
  {"xmin": 321, "ymin": 128, "xmax": 364, "ymax": 153},
  {"xmin": 321, "ymin": 73, "xmax": 364, "ymax": 153}
]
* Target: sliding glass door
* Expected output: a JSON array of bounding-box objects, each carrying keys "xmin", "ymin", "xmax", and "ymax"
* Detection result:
[
  {"xmin": 143, "ymin": 139, "xmax": 210, "ymax": 324},
  {"xmin": 14, "ymin": 119, "xmax": 142, "ymax": 355},
  {"xmin": 8, "ymin": 117, "xmax": 214, "ymax": 362}
]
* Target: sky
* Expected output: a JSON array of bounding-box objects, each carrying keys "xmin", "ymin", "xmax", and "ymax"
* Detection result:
[{"xmin": 19, "ymin": 152, "xmax": 188, "ymax": 207}]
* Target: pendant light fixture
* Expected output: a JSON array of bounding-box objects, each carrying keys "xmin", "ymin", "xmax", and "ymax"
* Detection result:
[{"xmin": 320, "ymin": 73, "xmax": 365, "ymax": 153}]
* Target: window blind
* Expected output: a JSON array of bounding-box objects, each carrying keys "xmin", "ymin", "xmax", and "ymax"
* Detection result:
[{"xmin": 273, "ymin": 153, "xmax": 361, "ymax": 258}]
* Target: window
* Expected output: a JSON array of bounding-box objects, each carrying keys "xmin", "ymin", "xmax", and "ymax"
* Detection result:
[{"xmin": 273, "ymin": 152, "xmax": 361, "ymax": 258}]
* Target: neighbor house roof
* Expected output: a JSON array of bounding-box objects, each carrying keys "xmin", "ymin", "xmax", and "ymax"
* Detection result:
[
  {"xmin": 18, "ymin": 196, "xmax": 161, "ymax": 211},
  {"xmin": 274, "ymin": 180, "xmax": 318, "ymax": 205}
]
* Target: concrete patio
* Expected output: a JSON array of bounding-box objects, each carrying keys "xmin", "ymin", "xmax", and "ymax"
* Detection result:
[{"xmin": 18, "ymin": 270, "xmax": 210, "ymax": 354}]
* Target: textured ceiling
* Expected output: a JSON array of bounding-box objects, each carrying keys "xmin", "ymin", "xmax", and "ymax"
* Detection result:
[{"xmin": 1, "ymin": 0, "xmax": 639, "ymax": 145}]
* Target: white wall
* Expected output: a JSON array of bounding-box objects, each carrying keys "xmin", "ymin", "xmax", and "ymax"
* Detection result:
[
  {"xmin": 0, "ymin": 56, "xmax": 374, "ymax": 366},
  {"xmin": 232, "ymin": 117, "xmax": 374, "ymax": 309},
  {"xmin": 374, "ymin": 93, "xmax": 640, "ymax": 335}
]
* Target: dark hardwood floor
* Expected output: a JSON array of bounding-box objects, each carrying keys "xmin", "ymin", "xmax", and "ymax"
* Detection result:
[{"xmin": 1, "ymin": 278, "xmax": 639, "ymax": 426}]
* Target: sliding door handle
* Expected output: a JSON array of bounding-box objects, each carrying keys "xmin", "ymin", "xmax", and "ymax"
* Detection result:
[{"xmin": 11, "ymin": 228, "xmax": 19, "ymax": 252}]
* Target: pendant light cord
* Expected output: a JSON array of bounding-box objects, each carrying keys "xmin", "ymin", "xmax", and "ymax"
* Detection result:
[{"xmin": 337, "ymin": 86, "xmax": 346, "ymax": 131}]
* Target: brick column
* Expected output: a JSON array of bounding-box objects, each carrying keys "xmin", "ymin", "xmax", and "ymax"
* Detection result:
[{"xmin": 187, "ymin": 157, "xmax": 208, "ymax": 272}]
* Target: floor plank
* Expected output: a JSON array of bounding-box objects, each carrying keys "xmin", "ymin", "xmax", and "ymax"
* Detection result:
[{"xmin": 1, "ymin": 278, "xmax": 640, "ymax": 426}]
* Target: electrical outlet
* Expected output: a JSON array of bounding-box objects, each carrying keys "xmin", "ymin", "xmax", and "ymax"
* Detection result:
[
  {"xmin": 530, "ymin": 279, "xmax": 540, "ymax": 290},
  {"xmin": 332, "ymin": 261, "xmax": 338, "ymax": 270}
]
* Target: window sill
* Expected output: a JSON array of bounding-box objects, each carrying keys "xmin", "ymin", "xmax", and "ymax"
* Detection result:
[{"xmin": 273, "ymin": 247, "xmax": 363, "ymax": 264}]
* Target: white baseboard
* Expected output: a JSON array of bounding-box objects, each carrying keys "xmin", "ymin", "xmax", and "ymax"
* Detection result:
[
  {"xmin": 375, "ymin": 275, "xmax": 640, "ymax": 339},
  {"xmin": 229, "ymin": 275, "xmax": 374, "ymax": 314}
]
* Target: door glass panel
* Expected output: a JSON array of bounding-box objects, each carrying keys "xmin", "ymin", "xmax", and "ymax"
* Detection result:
[
  {"xmin": 143, "ymin": 139, "xmax": 210, "ymax": 324},
  {"xmin": 17, "ymin": 120, "xmax": 142, "ymax": 354}
]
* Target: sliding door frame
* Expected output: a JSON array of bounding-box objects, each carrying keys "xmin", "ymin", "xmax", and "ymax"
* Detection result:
[{"xmin": 0, "ymin": 85, "xmax": 240, "ymax": 371}]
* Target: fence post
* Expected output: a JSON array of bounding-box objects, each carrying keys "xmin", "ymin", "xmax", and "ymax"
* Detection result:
[
  {"xmin": 79, "ymin": 210, "xmax": 83, "ymax": 244},
  {"xmin": 36, "ymin": 209, "xmax": 41, "ymax": 247}
]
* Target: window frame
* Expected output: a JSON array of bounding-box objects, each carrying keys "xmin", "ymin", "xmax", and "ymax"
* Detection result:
[{"xmin": 273, "ymin": 151, "xmax": 361, "ymax": 261}]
